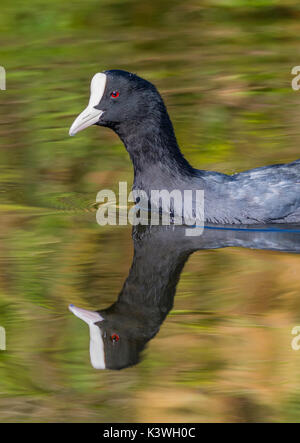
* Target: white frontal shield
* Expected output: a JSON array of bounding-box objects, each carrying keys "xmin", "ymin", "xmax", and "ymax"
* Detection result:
[{"xmin": 69, "ymin": 73, "xmax": 107, "ymax": 136}]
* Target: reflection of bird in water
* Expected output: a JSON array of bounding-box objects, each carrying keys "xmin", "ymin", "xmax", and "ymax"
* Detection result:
[{"xmin": 70, "ymin": 224, "xmax": 300, "ymax": 370}]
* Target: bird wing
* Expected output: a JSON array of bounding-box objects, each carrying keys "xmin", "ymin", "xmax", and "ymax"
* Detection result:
[{"xmin": 201, "ymin": 160, "xmax": 300, "ymax": 224}]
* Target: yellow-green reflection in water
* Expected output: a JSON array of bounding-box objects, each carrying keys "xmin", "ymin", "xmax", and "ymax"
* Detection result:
[{"xmin": 1, "ymin": 0, "xmax": 300, "ymax": 423}]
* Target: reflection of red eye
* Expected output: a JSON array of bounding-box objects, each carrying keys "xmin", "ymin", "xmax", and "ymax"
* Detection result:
[
  {"xmin": 111, "ymin": 333, "xmax": 120, "ymax": 343},
  {"xmin": 111, "ymin": 91, "xmax": 119, "ymax": 98}
]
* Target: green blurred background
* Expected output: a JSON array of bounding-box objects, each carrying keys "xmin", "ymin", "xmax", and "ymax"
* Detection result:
[{"xmin": 1, "ymin": 0, "xmax": 300, "ymax": 422}]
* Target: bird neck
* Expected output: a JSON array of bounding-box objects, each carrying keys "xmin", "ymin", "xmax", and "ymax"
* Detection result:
[{"xmin": 114, "ymin": 108, "xmax": 194, "ymax": 189}]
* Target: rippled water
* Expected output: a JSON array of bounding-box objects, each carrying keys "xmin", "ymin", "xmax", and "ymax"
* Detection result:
[{"xmin": 2, "ymin": 0, "xmax": 300, "ymax": 423}]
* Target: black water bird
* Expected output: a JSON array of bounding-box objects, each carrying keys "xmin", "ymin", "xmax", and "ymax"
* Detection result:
[
  {"xmin": 70, "ymin": 70, "xmax": 300, "ymax": 224},
  {"xmin": 69, "ymin": 224, "xmax": 300, "ymax": 370}
]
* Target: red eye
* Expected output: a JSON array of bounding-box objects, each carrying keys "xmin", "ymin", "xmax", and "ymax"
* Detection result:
[
  {"xmin": 111, "ymin": 333, "xmax": 120, "ymax": 343},
  {"xmin": 111, "ymin": 91, "xmax": 120, "ymax": 99}
]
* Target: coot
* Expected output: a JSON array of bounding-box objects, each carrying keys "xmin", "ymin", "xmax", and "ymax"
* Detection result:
[{"xmin": 69, "ymin": 70, "xmax": 300, "ymax": 224}]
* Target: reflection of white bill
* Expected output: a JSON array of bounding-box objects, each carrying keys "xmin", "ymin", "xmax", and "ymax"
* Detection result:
[
  {"xmin": 0, "ymin": 326, "xmax": 6, "ymax": 351},
  {"xmin": 69, "ymin": 305, "xmax": 105, "ymax": 369}
]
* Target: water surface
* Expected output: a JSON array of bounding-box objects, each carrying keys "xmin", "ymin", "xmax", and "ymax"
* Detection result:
[{"xmin": 2, "ymin": 0, "xmax": 300, "ymax": 423}]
